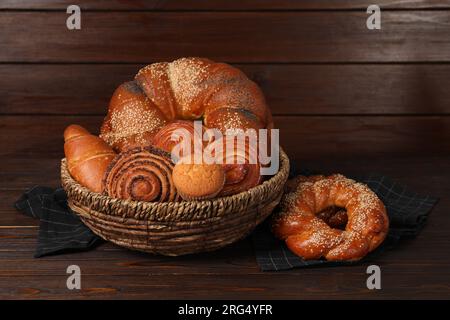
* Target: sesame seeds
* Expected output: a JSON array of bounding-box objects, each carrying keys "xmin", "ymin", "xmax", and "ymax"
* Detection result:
[
  {"xmin": 101, "ymin": 100, "xmax": 165, "ymax": 147},
  {"xmin": 211, "ymin": 109, "xmax": 247, "ymax": 133},
  {"xmin": 168, "ymin": 58, "xmax": 209, "ymax": 115},
  {"xmin": 135, "ymin": 57, "xmax": 267, "ymax": 134},
  {"xmin": 274, "ymin": 174, "xmax": 388, "ymax": 261}
]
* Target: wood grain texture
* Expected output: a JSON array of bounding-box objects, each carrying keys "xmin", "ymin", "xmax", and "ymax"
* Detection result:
[
  {"xmin": 2, "ymin": 154, "xmax": 449, "ymax": 299},
  {"xmin": 0, "ymin": 258, "xmax": 449, "ymax": 299},
  {"xmin": 2, "ymin": 196, "xmax": 450, "ymax": 299},
  {"xmin": 1, "ymin": 116, "xmax": 449, "ymax": 159},
  {"xmin": 2, "ymin": 64, "xmax": 450, "ymax": 115},
  {"xmin": 1, "ymin": 11, "xmax": 450, "ymax": 63},
  {"xmin": 1, "ymin": 0, "xmax": 449, "ymax": 10},
  {"xmin": 2, "ymin": 225, "xmax": 449, "ymax": 271},
  {"xmin": 0, "ymin": 247, "xmax": 449, "ymax": 299},
  {"xmin": 0, "ymin": 227, "xmax": 259, "ymax": 274},
  {"xmin": 1, "ymin": 0, "xmax": 450, "ymax": 300}
]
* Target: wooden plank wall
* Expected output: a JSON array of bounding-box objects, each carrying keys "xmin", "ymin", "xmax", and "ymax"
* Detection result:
[
  {"xmin": 1, "ymin": 1, "xmax": 450, "ymax": 299},
  {"xmin": 0, "ymin": 0, "xmax": 449, "ymax": 170}
]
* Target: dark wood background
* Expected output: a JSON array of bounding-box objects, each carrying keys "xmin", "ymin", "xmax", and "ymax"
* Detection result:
[{"xmin": 0, "ymin": 0, "xmax": 449, "ymax": 299}]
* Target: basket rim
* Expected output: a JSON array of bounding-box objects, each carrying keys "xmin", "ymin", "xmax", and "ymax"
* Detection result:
[{"xmin": 61, "ymin": 148, "xmax": 290, "ymax": 221}]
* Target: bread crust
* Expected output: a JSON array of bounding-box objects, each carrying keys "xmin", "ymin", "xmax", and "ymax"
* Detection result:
[
  {"xmin": 272, "ymin": 174, "xmax": 389, "ymax": 261},
  {"xmin": 101, "ymin": 58, "xmax": 273, "ymax": 152},
  {"xmin": 64, "ymin": 124, "xmax": 115, "ymax": 193}
]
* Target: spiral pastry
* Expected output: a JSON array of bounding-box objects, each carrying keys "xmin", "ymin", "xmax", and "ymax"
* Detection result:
[
  {"xmin": 152, "ymin": 120, "xmax": 212, "ymax": 160},
  {"xmin": 208, "ymin": 138, "xmax": 262, "ymax": 196},
  {"xmin": 103, "ymin": 146, "xmax": 178, "ymax": 202}
]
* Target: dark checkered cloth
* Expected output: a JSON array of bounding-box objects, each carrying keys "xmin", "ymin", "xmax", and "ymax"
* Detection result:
[
  {"xmin": 252, "ymin": 173, "xmax": 439, "ymax": 271},
  {"xmin": 15, "ymin": 173, "xmax": 438, "ymax": 262},
  {"xmin": 14, "ymin": 186, "xmax": 101, "ymax": 258}
]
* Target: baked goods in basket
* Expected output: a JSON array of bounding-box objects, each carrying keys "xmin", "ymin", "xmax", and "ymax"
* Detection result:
[
  {"xmin": 58, "ymin": 57, "xmax": 288, "ymax": 255},
  {"xmin": 64, "ymin": 57, "xmax": 278, "ymax": 202},
  {"xmin": 100, "ymin": 57, "xmax": 273, "ymax": 153},
  {"xmin": 64, "ymin": 124, "xmax": 115, "ymax": 193},
  {"xmin": 102, "ymin": 146, "xmax": 179, "ymax": 202},
  {"xmin": 272, "ymin": 174, "xmax": 389, "ymax": 261},
  {"xmin": 60, "ymin": 149, "xmax": 290, "ymax": 255}
]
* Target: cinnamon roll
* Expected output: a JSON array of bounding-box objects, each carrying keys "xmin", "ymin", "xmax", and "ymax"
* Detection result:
[{"xmin": 103, "ymin": 146, "xmax": 178, "ymax": 202}]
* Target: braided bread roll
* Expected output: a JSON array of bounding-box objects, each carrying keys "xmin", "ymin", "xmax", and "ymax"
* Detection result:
[
  {"xmin": 64, "ymin": 124, "xmax": 115, "ymax": 193},
  {"xmin": 103, "ymin": 146, "xmax": 178, "ymax": 202},
  {"xmin": 101, "ymin": 58, "xmax": 273, "ymax": 152}
]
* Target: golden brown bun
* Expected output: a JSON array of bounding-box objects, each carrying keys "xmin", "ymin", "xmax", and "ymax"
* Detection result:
[
  {"xmin": 152, "ymin": 120, "xmax": 211, "ymax": 159},
  {"xmin": 101, "ymin": 58, "xmax": 273, "ymax": 152},
  {"xmin": 207, "ymin": 138, "xmax": 262, "ymax": 197},
  {"xmin": 100, "ymin": 81, "xmax": 168, "ymax": 152},
  {"xmin": 173, "ymin": 160, "xmax": 225, "ymax": 200},
  {"xmin": 64, "ymin": 124, "xmax": 115, "ymax": 193}
]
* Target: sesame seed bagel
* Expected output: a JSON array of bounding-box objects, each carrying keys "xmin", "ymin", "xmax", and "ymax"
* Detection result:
[{"xmin": 272, "ymin": 174, "xmax": 389, "ymax": 261}]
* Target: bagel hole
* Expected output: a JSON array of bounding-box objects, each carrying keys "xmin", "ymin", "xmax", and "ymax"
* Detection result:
[{"xmin": 317, "ymin": 206, "xmax": 348, "ymax": 230}]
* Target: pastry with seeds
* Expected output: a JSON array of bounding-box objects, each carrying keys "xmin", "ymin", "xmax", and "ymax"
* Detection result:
[
  {"xmin": 272, "ymin": 174, "xmax": 389, "ymax": 261},
  {"xmin": 100, "ymin": 57, "xmax": 273, "ymax": 153}
]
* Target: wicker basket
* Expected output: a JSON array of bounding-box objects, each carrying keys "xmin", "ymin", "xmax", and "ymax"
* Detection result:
[{"xmin": 61, "ymin": 149, "xmax": 289, "ymax": 256}]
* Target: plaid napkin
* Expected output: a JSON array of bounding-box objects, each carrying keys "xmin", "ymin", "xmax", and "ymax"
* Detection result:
[
  {"xmin": 14, "ymin": 186, "xmax": 101, "ymax": 257},
  {"xmin": 252, "ymin": 173, "xmax": 439, "ymax": 271},
  {"xmin": 15, "ymin": 171, "xmax": 438, "ymax": 262}
]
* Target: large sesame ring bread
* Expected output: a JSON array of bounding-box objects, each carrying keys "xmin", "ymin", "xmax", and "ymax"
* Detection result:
[
  {"xmin": 100, "ymin": 57, "xmax": 273, "ymax": 153},
  {"xmin": 272, "ymin": 174, "xmax": 389, "ymax": 261}
]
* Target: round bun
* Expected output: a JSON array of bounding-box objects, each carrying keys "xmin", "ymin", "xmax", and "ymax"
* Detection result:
[
  {"xmin": 100, "ymin": 57, "xmax": 273, "ymax": 152},
  {"xmin": 173, "ymin": 161, "xmax": 225, "ymax": 200}
]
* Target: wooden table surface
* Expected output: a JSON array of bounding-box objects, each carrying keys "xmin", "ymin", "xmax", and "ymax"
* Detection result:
[{"xmin": 1, "ymin": 0, "xmax": 449, "ymax": 299}]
